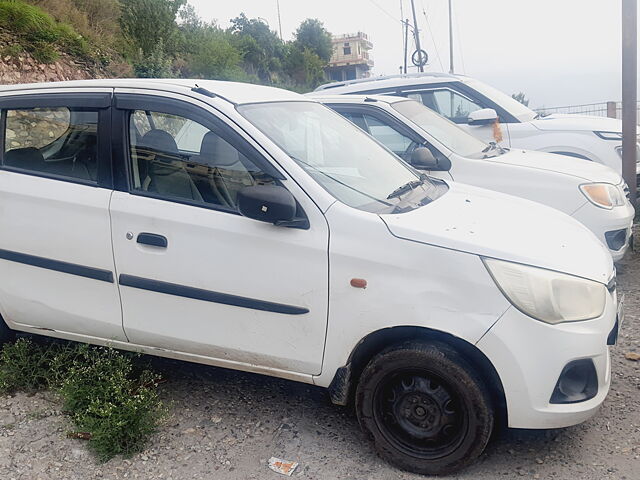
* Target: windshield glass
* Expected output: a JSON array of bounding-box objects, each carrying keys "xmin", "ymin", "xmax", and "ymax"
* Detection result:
[
  {"xmin": 465, "ymin": 79, "xmax": 537, "ymax": 122},
  {"xmin": 239, "ymin": 101, "xmax": 443, "ymax": 212},
  {"xmin": 392, "ymin": 99, "xmax": 489, "ymax": 157}
]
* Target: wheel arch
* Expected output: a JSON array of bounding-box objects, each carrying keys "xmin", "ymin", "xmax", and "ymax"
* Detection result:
[
  {"xmin": 549, "ymin": 151, "xmax": 592, "ymax": 161},
  {"xmin": 328, "ymin": 326, "xmax": 507, "ymax": 425}
]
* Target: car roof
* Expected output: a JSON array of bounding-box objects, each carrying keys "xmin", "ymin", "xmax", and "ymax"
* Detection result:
[
  {"xmin": 0, "ymin": 78, "xmax": 304, "ymax": 105},
  {"xmin": 314, "ymin": 72, "xmax": 464, "ymax": 93}
]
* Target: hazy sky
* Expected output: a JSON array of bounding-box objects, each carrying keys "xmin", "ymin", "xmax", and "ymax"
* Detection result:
[{"xmin": 188, "ymin": 0, "xmax": 638, "ymax": 108}]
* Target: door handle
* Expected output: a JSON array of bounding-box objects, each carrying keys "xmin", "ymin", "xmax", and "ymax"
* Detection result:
[{"xmin": 136, "ymin": 233, "xmax": 168, "ymax": 248}]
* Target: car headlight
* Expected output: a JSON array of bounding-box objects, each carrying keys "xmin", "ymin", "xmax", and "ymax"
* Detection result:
[
  {"xmin": 483, "ymin": 258, "xmax": 606, "ymax": 324},
  {"xmin": 579, "ymin": 183, "xmax": 626, "ymax": 209},
  {"xmin": 594, "ymin": 131, "xmax": 623, "ymax": 140}
]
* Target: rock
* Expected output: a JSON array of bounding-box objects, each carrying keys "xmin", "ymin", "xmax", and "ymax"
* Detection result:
[
  {"xmin": 625, "ymin": 352, "xmax": 640, "ymax": 361},
  {"xmin": 0, "ymin": 411, "xmax": 15, "ymax": 427}
]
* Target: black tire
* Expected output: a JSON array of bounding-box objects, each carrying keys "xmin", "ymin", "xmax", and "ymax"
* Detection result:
[
  {"xmin": 0, "ymin": 316, "xmax": 15, "ymax": 344},
  {"xmin": 355, "ymin": 341, "xmax": 494, "ymax": 476}
]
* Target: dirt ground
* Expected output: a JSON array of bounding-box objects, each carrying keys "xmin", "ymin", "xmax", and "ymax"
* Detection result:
[{"xmin": 1, "ymin": 249, "xmax": 639, "ymax": 480}]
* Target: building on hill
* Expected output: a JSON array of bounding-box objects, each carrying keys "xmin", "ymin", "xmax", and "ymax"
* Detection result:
[{"xmin": 325, "ymin": 32, "xmax": 374, "ymax": 82}]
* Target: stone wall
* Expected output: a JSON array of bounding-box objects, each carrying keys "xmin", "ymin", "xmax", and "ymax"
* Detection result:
[{"xmin": 0, "ymin": 29, "xmax": 109, "ymax": 85}]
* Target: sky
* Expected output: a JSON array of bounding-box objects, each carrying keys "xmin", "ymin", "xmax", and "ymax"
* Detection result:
[{"xmin": 187, "ymin": 0, "xmax": 638, "ymax": 109}]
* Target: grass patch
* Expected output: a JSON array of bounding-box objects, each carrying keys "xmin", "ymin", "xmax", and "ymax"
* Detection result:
[
  {"xmin": 0, "ymin": 0, "xmax": 93, "ymax": 62},
  {"xmin": 0, "ymin": 338, "xmax": 165, "ymax": 461},
  {"xmin": 0, "ymin": 43, "xmax": 23, "ymax": 58}
]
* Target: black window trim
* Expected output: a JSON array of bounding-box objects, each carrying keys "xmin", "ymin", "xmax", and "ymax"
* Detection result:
[
  {"xmin": 0, "ymin": 92, "xmax": 114, "ymax": 189},
  {"xmin": 111, "ymin": 93, "xmax": 308, "ymax": 221}
]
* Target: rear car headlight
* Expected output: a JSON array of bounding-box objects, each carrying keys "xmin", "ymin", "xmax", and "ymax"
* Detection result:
[
  {"xmin": 483, "ymin": 258, "xmax": 606, "ymax": 324},
  {"xmin": 579, "ymin": 183, "xmax": 626, "ymax": 209}
]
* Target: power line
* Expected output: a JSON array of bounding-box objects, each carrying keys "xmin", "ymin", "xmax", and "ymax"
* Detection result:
[
  {"xmin": 452, "ymin": 0, "xmax": 466, "ymax": 73},
  {"xmin": 366, "ymin": 0, "xmax": 404, "ymax": 25},
  {"xmin": 421, "ymin": 1, "xmax": 444, "ymax": 71}
]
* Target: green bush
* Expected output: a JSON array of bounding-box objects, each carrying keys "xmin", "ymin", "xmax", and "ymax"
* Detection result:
[
  {"xmin": 0, "ymin": 43, "xmax": 23, "ymax": 58},
  {"xmin": 29, "ymin": 42, "xmax": 59, "ymax": 63},
  {"xmin": 0, "ymin": 338, "xmax": 165, "ymax": 461},
  {"xmin": 59, "ymin": 347, "xmax": 165, "ymax": 460},
  {"xmin": 0, "ymin": 338, "xmax": 73, "ymax": 392}
]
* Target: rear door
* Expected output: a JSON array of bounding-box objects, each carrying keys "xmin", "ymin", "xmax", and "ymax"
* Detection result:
[
  {"xmin": 0, "ymin": 90, "xmax": 125, "ymax": 340},
  {"xmin": 109, "ymin": 92, "xmax": 330, "ymax": 375}
]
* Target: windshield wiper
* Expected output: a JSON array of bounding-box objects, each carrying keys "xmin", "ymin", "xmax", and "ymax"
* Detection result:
[
  {"xmin": 387, "ymin": 176, "xmax": 425, "ymax": 199},
  {"xmin": 292, "ymin": 156, "xmax": 394, "ymax": 207}
]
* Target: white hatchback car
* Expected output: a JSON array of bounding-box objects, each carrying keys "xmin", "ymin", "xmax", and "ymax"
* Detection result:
[
  {"xmin": 315, "ymin": 73, "xmax": 640, "ymax": 180},
  {"xmin": 0, "ymin": 79, "xmax": 622, "ymax": 475},
  {"xmin": 311, "ymin": 94, "xmax": 635, "ymax": 261}
]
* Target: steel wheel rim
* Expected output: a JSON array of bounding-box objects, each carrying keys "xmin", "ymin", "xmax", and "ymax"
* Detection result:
[{"xmin": 372, "ymin": 368, "xmax": 469, "ymax": 460}]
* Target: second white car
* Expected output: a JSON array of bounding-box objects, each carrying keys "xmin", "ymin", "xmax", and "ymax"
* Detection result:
[{"xmin": 313, "ymin": 94, "xmax": 635, "ymax": 261}]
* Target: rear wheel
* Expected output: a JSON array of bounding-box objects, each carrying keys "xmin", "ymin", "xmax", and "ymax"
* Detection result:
[{"xmin": 355, "ymin": 341, "xmax": 493, "ymax": 475}]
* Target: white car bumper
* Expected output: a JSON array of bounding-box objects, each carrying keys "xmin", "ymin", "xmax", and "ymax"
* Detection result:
[
  {"xmin": 571, "ymin": 200, "xmax": 635, "ymax": 262},
  {"xmin": 477, "ymin": 290, "xmax": 618, "ymax": 429}
]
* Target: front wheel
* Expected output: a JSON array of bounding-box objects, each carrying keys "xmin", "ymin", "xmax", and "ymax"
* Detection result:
[
  {"xmin": 355, "ymin": 341, "xmax": 494, "ymax": 475},
  {"xmin": 0, "ymin": 317, "xmax": 14, "ymax": 344}
]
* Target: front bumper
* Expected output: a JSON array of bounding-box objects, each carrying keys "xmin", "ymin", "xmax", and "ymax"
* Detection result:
[
  {"xmin": 476, "ymin": 291, "xmax": 618, "ymax": 429},
  {"xmin": 571, "ymin": 200, "xmax": 635, "ymax": 262}
]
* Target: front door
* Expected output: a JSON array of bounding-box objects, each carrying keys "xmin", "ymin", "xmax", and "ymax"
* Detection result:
[{"xmin": 109, "ymin": 93, "xmax": 330, "ymax": 375}]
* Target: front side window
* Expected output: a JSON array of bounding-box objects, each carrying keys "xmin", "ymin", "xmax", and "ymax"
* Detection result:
[
  {"xmin": 429, "ymin": 89, "xmax": 483, "ymax": 123},
  {"xmin": 392, "ymin": 100, "xmax": 488, "ymax": 158},
  {"xmin": 128, "ymin": 110, "xmax": 274, "ymax": 209},
  {"xmin": 239, "ymin": 101, "xmax": 446, "ymax": 213},
  {"xmin": 3, "ymin": 107, "xmax": 99, "ymax": 182},
  {"xmin": 360, "ymin": 114, "xmax": 418, "ymax": 160}
]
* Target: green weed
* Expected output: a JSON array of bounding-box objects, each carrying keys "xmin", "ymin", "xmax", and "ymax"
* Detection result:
[{"xmin": 0, "ymin": 338, "xmax": 165, "ymax": 461}]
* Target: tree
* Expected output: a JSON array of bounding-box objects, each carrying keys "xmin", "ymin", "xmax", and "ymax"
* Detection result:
[
  {"xmin": 133, "ymin": 38, "xmax": 173, "ymax": 78},
  {"xmin": 184, "ymin": 25, "xmax": 246, "ymax": 81},
  {"xmin": 229, "ymin": 14, "xmax": 285, "ymax": 82},
  {"xmin": 511, "ymin": 92, "xmax": 530, "ymax": 107},
  {"xmin": 119, "ymin": 0, "xmax": 185, "ymax": 56},
  {"xmin": 293, "ymin": 19, "xmax": 332, "ymax": 62},
  {"xmin": 284, "ymin": 45, "xmax": 326, "ymax": 91}
]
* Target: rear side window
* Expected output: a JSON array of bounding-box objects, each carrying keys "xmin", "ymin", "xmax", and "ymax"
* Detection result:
[{"xmin": 3, "ymin": 107, "xmax": 99, "ymax": 182}]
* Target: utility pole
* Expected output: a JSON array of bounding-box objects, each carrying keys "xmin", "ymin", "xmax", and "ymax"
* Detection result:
[
  {"xmin": 403, "ymin": 19, "xmax": 409, "ymax": 74},
  {"xmin": 622, "ymin": 0, "xmax": 637, "ymax": 206},
  {"xmin": 448, "ymin": 0, "xmax": 454, "ymax": 73},
  {"xmin": 410, "ymin": 0, "xmax": 424, "ymax": 72},
  {"xmin": 276, "ymin": 0, "xmax": 283, "ymax": 40}
]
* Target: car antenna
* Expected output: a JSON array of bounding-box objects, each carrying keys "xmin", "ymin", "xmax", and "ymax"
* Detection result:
[{"xmin": 191, "ymin": 84, "xmax": 237, "ymax": 106}]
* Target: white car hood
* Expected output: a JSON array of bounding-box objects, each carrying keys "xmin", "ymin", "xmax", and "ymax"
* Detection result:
[
  {"xmin": 532, "ymin": 113, "xmax": 622, "ymax": 133},
  {"xmin": 489, "ymin": 149, "xmax": 622, "ymax": 183},
  {"xmin": 381, "ymin": 183, "xmax": 613, "ymax": 284}
]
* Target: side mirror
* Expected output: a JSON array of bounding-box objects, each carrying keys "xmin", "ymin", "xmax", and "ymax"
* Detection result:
[
  {"xmin": 237, "ymin": 185, "xmax": 297, "ymax": 225},
  {"xmin": 468, "ymin": 108, "xmax": 498, "ymax": 126},
  {"xmin": 411, "ymin": 147, "xmax": 451, "ymax": 171}
]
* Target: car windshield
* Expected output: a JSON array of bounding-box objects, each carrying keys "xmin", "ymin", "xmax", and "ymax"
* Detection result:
[
  {"xmin": 465, "ymin": 79, "xmax": 538, "ymax": 122},
  {"xmin": 238, "ymin": 101, "xmax": 446, "ymax": 213},
  {"xmin": 391, "ymin": 99, "xmax": 489, "ymax": 157}
]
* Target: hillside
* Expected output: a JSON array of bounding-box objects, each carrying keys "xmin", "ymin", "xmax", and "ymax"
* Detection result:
[{"xmin": 0, "ymin": 0, "xmax": 333, "ymax": 91}]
